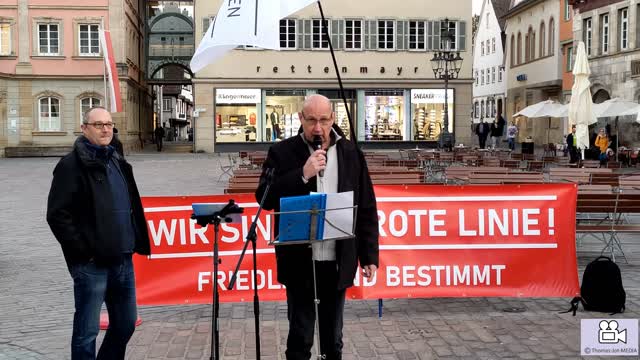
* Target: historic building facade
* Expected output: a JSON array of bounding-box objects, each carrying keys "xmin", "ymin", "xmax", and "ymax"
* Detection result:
[
  {"xmin": 472, "ymin": 0, "xmax": 510, "ymax": 123},
  {"xmin": 505, "ymin": 0, "xmax": 565, "ymax": 145},
  {"xmin": 193, "ymin": 0, "xmax": 473, "ymax": 152},
  {"xmin": 571, "ymin": 0, "xmax": 640, "ymax": 147},
  {"xmin": 0, "ymin": 0, "xmax": 152, "ymax": 157}
]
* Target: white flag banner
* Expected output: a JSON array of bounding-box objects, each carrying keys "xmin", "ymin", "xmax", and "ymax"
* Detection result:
[{"xmin": 190, "ymin": 0, "xmax": 318, "ymax": 73}]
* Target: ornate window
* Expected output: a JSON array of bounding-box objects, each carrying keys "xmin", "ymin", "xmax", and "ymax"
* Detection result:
[
  {"xmin": 39, "ymin": 97, "xmax": 61, "ymax": 131},
  {"xmin": 80, "ymin": 97, "xmax": 101, "ymax": 124}
]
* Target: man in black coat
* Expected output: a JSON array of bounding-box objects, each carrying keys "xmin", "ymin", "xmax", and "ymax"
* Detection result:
[
  {"xmin": 476, "ymin": 118, "xmax": 490, "ymax": 149},
  {"xmin": 47, "ymin": 106, "xmax": 151, "ymax": 359},
  {"xmin": 154, "ymin": 125, "xmax": 165, "ymax": 152},
  {"xmin": 566, "ymin": 125, "xmax": 580, "ymax": 163},
  {"xmin": 256, "ymin": 95, "xmax": 379, "ymax": 360}
]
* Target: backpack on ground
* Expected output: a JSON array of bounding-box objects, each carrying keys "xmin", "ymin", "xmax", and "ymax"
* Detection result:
[{"xmin": 565, "ymin": 256, "xmax": 626, "ymax": 316}]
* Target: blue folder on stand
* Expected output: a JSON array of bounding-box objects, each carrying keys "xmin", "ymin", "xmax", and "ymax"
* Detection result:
[{"xmin": 278, "ymin": 193, "xmax": 327, "ymax": 242}]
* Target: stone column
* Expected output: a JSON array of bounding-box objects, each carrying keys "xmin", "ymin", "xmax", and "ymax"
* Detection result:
[
  {"xmin": 194, "ymin": 83, "xmax": 214, "ymax": 153},
  {"xmin": 15, "ymin": 0, "xmax": 32, "ymax": 74},
  {"xmin": 18, "ymin": 80, "xmax": 33, "ymax": 144},
  {"xmin": 629, "ymin": 0, "xmax": 637, "ymax": 49}
]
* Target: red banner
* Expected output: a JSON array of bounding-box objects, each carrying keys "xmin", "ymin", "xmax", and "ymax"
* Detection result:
[{"xmin": 134, "ymin": 184, "xmax": 579, "ymax": 305}]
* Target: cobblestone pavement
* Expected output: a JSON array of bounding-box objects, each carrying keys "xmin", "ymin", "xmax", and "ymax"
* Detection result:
[{"xmin": 1, "ymin": 153, "xmax": 639, "ymax": 360}]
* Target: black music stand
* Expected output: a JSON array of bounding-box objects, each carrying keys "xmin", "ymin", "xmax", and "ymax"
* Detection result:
[
  {"xmin": 191, "ymin": 200, "xmax": 244, "ymax": 360},
  {"xmin": 270, "ymin": 204, "xmax": 357, "ymax": 360}
]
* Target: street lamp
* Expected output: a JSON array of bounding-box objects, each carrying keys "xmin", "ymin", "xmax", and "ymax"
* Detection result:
[{"xmin": 430, "ymin": 19, "xmax": 463, "ymax": 149}]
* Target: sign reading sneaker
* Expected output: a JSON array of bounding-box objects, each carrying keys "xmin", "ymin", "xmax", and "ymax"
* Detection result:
[{"xmin": 410, "ymin": 89, "xmax": 455, "ymax": 141}]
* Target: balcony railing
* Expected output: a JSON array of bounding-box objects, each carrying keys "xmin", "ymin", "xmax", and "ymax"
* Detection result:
[{"xmin": 149, "ymin": 45, "xmax": 194, "ymax": 58}]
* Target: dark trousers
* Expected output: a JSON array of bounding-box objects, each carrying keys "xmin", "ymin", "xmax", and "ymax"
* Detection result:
[
  {"xmin": 70, "ymin": 255, "xmax": 137, "ymax": 360},
  {"xmin": 478, "ymin": 135, "xmax": 488, "ymax": 149},
  {"xmin": 569, "ymin": 147, "xmax": 580, "ymax": 163},
  {"xmin": 285, "ymin": 261, "xmax": 346, "ymax": 360},
  {"xmin": 156, "ymin": 136, "xmax": 163, "ymax": 151}
]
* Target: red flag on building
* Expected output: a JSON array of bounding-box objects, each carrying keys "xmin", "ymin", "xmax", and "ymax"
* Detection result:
[{"xmin": 99, "ymin": 27, "xmax": 122, "ymax": 113}]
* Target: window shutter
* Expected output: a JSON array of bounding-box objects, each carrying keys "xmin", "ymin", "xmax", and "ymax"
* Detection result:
[
  {"xmin": 331, "ymin": 19, "xmax": 341, "ymax": 49},
  {"xmin": 458, "ymin": 21, "xmax": 467, "ymax": 51},
  {"xmin": 434, "ymin": 21, "xmax": 441, "ymax": 50},
  {"xmin": 302, "ymin": 19, "xmax": 312, "ymax": 49},
  {"xmin": 366, "ymin": 20, "xmax": 378, "ymax": 50},
  {"xmin": 202, "ymin": 17, "xmax": 210, "ymax": 37},
  {"xmin": 427, "ymin": 21, "xmax": 434, "ymax": 50},
  {"xmin": 339, "ymin": 19, "xmax": 345, "ymax": 49},
  {"xmin": 297, "ymin": 19, "xmax": 303, "ymax": 49},
  {"xmin": 396, "ymin": 20, "xmax": 406, "ymax": 50}
]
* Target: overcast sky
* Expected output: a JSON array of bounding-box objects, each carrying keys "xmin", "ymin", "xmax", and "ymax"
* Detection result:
[{"xmin": 473, "ymin": 0, "xmax": 482, "ymax": 15}]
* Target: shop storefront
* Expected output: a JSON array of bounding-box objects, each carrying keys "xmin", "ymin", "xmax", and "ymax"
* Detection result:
[
  {"xmin": 410, "ymin": 89, "xmax": 454, "ymax": 141},
  {"xmin": 214, "ymin": 89, "xmax": 261, "ymax": 143},
  {"xmin": 317, "ymin": 89, "xmax": 356, "ymax": 140},
  {"xmin": 212, "ymin": 88, "xmax": 457, "ymax": 147},
  {"xmin": 264, "ymin": 89, "xmax": 306, "ymax": 141},
  {"xmin": 364, "ymin": 90, "xmax": 405, "ymax": 141}
]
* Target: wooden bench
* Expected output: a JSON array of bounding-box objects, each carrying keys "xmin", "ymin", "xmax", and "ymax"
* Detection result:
[
  {"xmin": 371, "ymin": 172, "xmax": 423, "ymax": 185},
  {"xmin": 500, "ymin": 159, "xmax": 521, "ymax": 169},
  {"xmin": 581, "ymin": 160, "xmax": 601, "ymax": 168},
  {"xmin": 590, "ymin": 172, "xmax": 621, "ymax": 186},
  {"xmin": 619, "ymin": 175, "xmax": 640, "ymax": 188},
  {"xmin": 549, "ymin": 167, "xmax": 612, "ymax": 184},
  {"xmin": 467, "ymin": 172, "xmax": 544, "ymax": 184},
  {"xmin": 444, "ymin": 166, "xmax": 508, "ymax": 184},
  {"xmin": 527, "ymin": 160, "xmax": 544, "ymax": 172}
]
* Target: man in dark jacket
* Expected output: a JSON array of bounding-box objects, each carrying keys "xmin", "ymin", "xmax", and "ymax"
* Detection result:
[
  {"xmin": 47, "ymin": 106, "xmax": 151, "ymax": 359},
  {"xmin": 476, "ymin": 118, "xmax": 490, "ymax": 149},
  {"xmin": 256, "ymin": 95, "xmax": 379, "ymax": 360},
  {"xmin": 154, "ymin": 125, "xmax": 165, "ymax": 152},
  {"xmin": 566, "ymin": 125, "xmax": 580, "ymax": 163},
  {"xmin": 111, "ymin": 127, "xmax": 125, "ymax": 158}
]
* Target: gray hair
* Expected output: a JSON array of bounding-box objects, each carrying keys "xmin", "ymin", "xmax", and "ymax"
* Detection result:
[{"xmin": 82, "ymin": 105, "xmax": 108, "ymax": 124}]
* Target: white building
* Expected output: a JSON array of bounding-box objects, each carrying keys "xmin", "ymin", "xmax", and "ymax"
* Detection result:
[{"xmin": 473, "ymin": 0, "xmax": 511, "ymax": 122}]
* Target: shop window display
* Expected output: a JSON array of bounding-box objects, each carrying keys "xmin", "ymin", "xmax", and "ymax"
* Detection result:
[
  {"xmin": 318, "ymin": 89, "xmax": 356, "ymax": 140},
  {"xmin": 265, "ymin": 90, "xmax": 305, "ymax": 141},
  {"xmin": 364, "ymin": 90, "xmax": 405, "ymax": 141},
  {"xmin": 215, "ymin": 89, "xmax": 260, "ymax": 143},
  {"xmin": 410, "ymin": 89, "xmax": 454, "ymax": 141}
]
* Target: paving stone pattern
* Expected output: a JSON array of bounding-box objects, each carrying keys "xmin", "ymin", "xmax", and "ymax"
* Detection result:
[{"xmin": 1, "ymin": 153, "xmax": 639, "ymax": 359}]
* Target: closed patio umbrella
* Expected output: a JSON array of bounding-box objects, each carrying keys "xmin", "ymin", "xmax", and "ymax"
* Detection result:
[{"xmin": 568, "ymin": 41, "xmax": 597, "ymax": 159}]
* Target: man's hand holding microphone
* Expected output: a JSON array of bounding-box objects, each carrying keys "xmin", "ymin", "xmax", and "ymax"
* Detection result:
[{"xmin": 303, "ymin": 135, "xmax": 326, "ymax": 181}]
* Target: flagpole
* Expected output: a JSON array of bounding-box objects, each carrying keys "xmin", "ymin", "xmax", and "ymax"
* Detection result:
[
  {"xmin": 101, "ymin": 17, "xmax": 108, "ymax": 112},
  {"xmin": 317, "ymin": 1, "xmax": 358, "ymax": 146}
]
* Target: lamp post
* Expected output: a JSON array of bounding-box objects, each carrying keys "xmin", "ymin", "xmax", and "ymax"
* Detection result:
[{"xmin": 430, "ymin": 19, "xmax": 463, "ymax": 149}]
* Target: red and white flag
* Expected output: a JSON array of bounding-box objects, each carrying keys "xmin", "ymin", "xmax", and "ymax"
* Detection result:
[{"xmin": 99, "ymin": 27, "xmax": 122, "ymax": 113}]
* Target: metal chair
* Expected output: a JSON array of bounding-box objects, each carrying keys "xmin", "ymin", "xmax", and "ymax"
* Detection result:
[{"xmin": 217, "ymin": 153, "xmax": 236, "ymax": 182}]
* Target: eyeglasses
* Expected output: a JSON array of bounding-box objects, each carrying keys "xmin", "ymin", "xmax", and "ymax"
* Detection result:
[
  {"xmin": 303, "ymin": 118, "xmax": 332, "ymax": 127},
  {"xmin": 84, "ymin": 122, "xmax": 115, "ymax": 130}
]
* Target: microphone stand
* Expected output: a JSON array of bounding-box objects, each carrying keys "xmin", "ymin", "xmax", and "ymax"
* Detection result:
[
  {"xmin": 191, "ymin": 200, "xmax": 243, "ymax": 360},
  {"xmin": 228, "ymin": 168, "xmax": 275, "ymax": 360}
]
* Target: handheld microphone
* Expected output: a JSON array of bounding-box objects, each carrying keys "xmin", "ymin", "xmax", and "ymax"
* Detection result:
[{"xmin": 312, "ymin": 135, "xmax": 324, "ymax": 177}]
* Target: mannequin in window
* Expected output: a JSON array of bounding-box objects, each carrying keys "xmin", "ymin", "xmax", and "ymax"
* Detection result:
[{"xmin": 270, "ymin": 108, "xmax": 280, "ymax": 140}]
